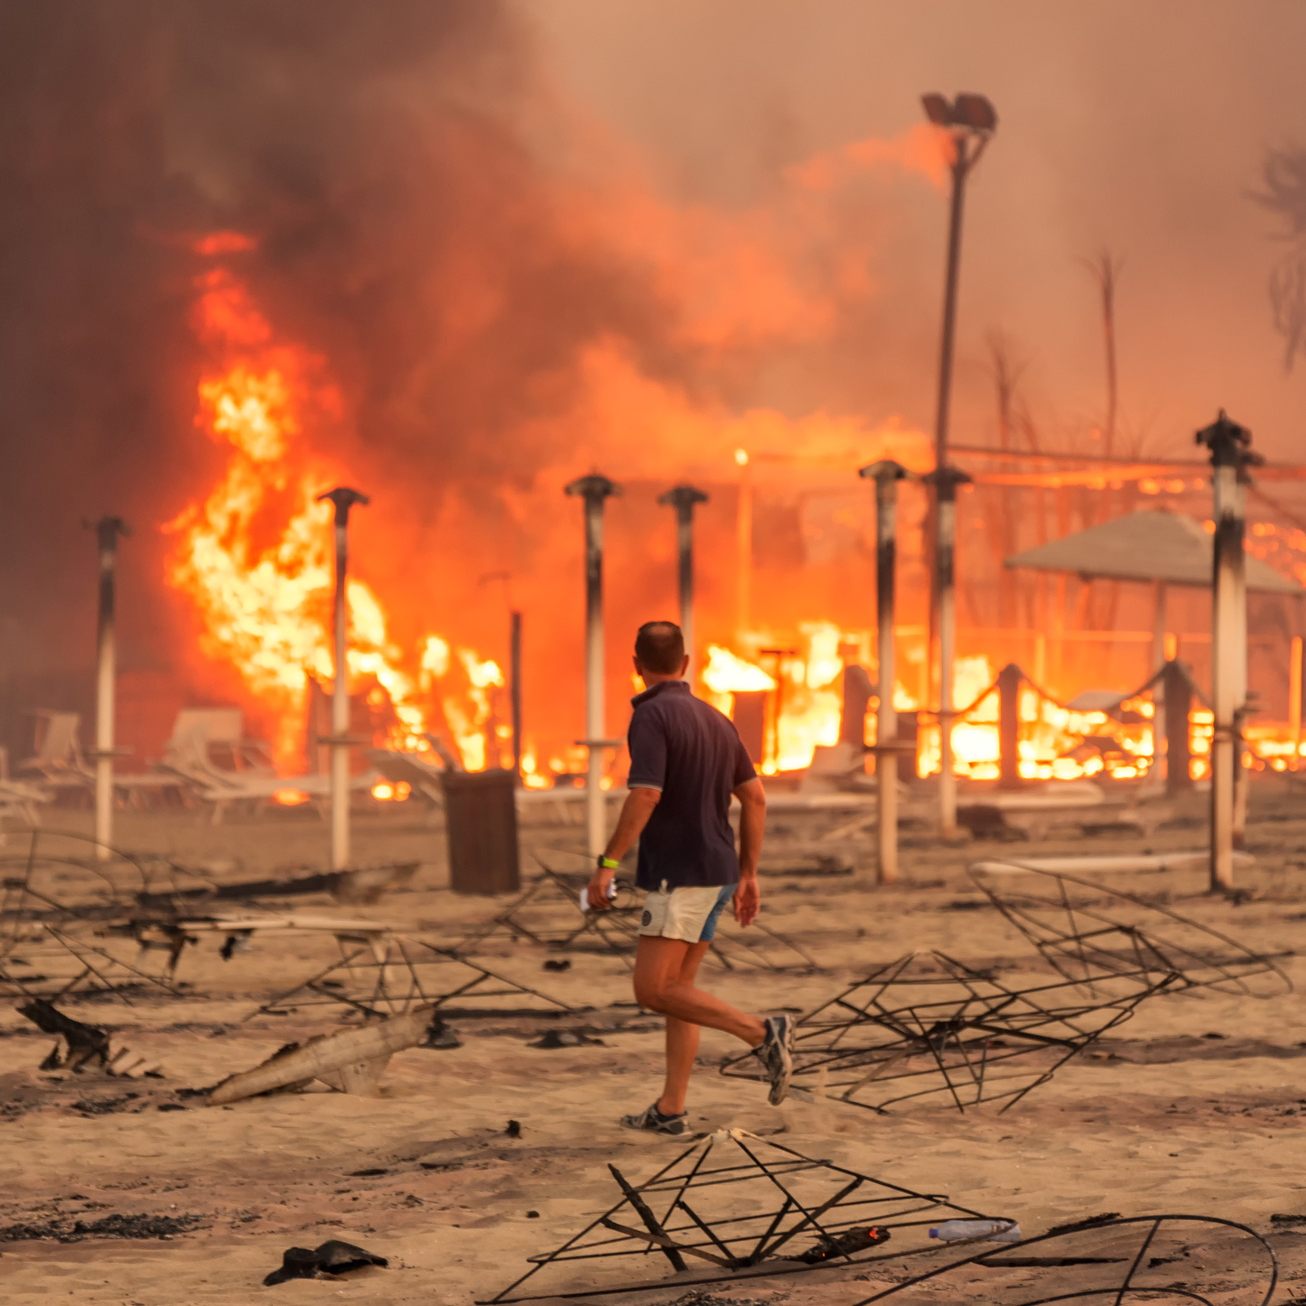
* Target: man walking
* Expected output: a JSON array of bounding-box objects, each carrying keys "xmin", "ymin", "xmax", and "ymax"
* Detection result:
[{"xmin": 586, "ymin": 620, "xmax": 793, "ymax": 1135}]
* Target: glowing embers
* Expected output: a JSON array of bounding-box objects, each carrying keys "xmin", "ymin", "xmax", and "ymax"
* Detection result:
[
  {"xmin": 482, "ymin": 1127, "xmax": 994, "ymax": 1303},
  {"xmin": 852, "ymin": 1213, "xmax": 1278, "ymax": 1305},
  {"xmin": 454, "ymin": 853, "xmax": 819, "ymax": 975},
  {"xmin": 969, "ymin": 863, "xmax": 1293, "ymax": 998},
  {"xmin": 720, "ymin": 951, "xmax": 1175, "ymax": 1114},
  {"xmin": 252, "ymin": 934, "xmax": 577, "ymax": 1022}
]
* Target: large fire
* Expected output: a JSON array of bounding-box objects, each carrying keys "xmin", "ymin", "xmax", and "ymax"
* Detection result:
[
  {"xmin": 702, "ymin": 628, "xmax": 1234, "ymax": 784},
  {"xmin": 167, "ymin": 239, "xmax": 506, "ymax": 773},
  {"xmin": 163, "ymin": 238, "xmax": 1305, "ymax": 792}
]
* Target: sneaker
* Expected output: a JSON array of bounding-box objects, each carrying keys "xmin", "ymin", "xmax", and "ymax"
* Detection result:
[
  {"xmin": 755, "ymin": 1014, "xmax": 794, "ymax": 1106},
  {"xmin": 621, "ymin": 1102, "xmax": 689, "ymax": 1136}
]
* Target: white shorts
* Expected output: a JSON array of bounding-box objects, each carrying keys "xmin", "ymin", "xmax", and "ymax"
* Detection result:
[{"xmin": 638, "ymin": 882, "xmax": 736, "ymax": 944}]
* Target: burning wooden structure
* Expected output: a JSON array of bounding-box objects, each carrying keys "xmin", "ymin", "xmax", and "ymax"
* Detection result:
[{"xmin": 9, "ymin": 233, "xmax": 1306, "ymax": 837}]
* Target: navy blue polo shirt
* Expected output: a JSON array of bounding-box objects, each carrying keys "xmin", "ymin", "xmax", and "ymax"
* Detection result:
[{"xmin": 626, "ymin": 680, "xmax": 758, "ymax": 891}]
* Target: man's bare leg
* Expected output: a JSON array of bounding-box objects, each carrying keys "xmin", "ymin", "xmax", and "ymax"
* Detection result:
[
  {"xmin": 658, "ymin": 941, "xmax": 711, "ymax": 1115},
  {"xmin": 634, "ymin": 936, "xmax": 767, "ymax": 1047}
]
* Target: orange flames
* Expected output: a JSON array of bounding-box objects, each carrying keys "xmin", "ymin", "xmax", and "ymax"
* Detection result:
[
  {"xmin": 703, "ymin": 631, "xmax": 1174, "ymax": 782},
  {"xmin": 702, "ymin": 625, "xmax": 851, "ymax": 773},
  {"xmin": 161, "ymin": 213, "xmax": 1306, "ymax": 790},
  {"xmin": 167, "ymin": 240, "xmax": 506, "ymax": 776}
]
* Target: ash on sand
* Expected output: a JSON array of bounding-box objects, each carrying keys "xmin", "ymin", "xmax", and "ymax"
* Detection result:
[
  {"xmin": 0, "ymin": 802, "xmax": 1300, "ymax": 1304},
  {"xmin": 667, "ymin": 1293, "xmax": 765, "ymax": 1306},
  {"xmin": 0, "ymin": 1212, "xmax": 204, "ymax": 1243}
]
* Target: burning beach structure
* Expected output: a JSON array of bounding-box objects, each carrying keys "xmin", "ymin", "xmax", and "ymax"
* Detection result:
[
  {"xmin": 7, "ymin": 325, "xmax": 1306, "ymax": 848},
  {"xmin": 0, "ymin": 10, "xmax": 1304, "ymax": 1304},
  {"xmin": 5, "ymin": 219, "xmax": 1306, "ymax": 856},
  {"xmin": 2, "ymin": 4, "xmax": 1305, "ymax": 880}
]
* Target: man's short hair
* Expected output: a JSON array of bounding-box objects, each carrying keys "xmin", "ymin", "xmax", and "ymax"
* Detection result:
[{"xmin": 634, "ymin": 621, "xmax": 685, "ymax": 674}]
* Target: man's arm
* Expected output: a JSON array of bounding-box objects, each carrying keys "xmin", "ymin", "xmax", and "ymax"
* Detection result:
[
  {"xmin": 586, "ymin": 787, "xmax": 660, "ymax": 909},
  {"xmin": 589, "ymin": 704, "xmax": 667, "ymax": 910},
  {"xmin": 732, "ymin": 777, "xmax": 766, "ymax": 926}
]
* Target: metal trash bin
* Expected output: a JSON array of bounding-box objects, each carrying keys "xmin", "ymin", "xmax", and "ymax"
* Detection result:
[{"xmin": 441, "ymin": 769, "xmax": 521, "ymax": 895}]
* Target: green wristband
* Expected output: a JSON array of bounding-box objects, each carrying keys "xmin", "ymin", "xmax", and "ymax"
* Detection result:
[{"xmin": 598, "ymin": 856, "xmax": 620, "ymax": 870}]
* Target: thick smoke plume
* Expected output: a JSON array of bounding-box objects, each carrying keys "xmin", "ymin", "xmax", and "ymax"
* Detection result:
[
  {"xmin": 0, "ymin": 0, "xmax": 935, "ymax": 754},
  {"xmin": 3, "ymin": 0, "xmax": 1303, "ymax": 758}
]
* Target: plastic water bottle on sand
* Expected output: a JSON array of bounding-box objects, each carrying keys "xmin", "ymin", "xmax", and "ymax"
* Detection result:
[{"xmin": 928, "ymin": 1219, "xmax": 1022, "ymax": 1244}]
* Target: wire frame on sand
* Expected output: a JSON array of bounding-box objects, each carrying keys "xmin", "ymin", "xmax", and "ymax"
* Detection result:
[
  {"xmin": 969, "ymin": 863, "xmax": 1292, "ymax": 997},
  {"xmin": 0, "ymin": 923, "xmax": 184, "ymax": 1005},
  {"xmin": 454, "ymin": 851, "xmax": 818, "ymax": 974},
  {"xmin": 851, "ymin": 1213, "xmax": 1278, "ymax": 1304},
  {"xmin": 481, "ymin": 1127, "xmax": 997, "ymax": 1303},
  {"xmin": 0, "ymin": 828, "xmax": 156, "ymax": 958},
  {"xmin": 250, "ymin": 934, "xmax": 578, "ymax": 1022},
  {"xmin": 720, "ymin": 951, "xmax": 1177, "ymax": 1114}
]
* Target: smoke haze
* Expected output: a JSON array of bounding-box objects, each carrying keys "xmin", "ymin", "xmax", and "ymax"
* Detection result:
[{"xmin": 1, "ymin": 0, "xmax": 1303, "ymax": 755}]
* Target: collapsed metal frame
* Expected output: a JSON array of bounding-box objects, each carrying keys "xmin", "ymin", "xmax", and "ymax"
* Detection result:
[
  {"xmin": 0, "ymin": 923, "xmax": 185, "ymax": 1004},
  {"xmin": 0, "ymin": 828, "xmax": 221, "ymax": 995},
  {"xmin": 851, "ymin": 1213, "xmax": 1278, "ymax": 1304},
  {"xmin": 718, "ymin": 951, "xmax": 1176, "ymax": 1114},
  {"xmin": 19, "ymin": 995, "xmax": 164, "ymax": 1077},
  {"xmin": 454, "ymin": 852, "xmax": 819, "ymax": 975},
  {"xmin": 481, "ymin": 1127, "xmax": 995, "ymax": 1303},
  {"xmin": 451, "ymin": 859, "xmax": 641, "ymax": 959},
  {"xmin": 969, "ymin": 863, "xmax": 1293, "ymax": 997},
  {"xmin": 249, "ymin": 933, "xmax": 579, "ymax": 1022},
  {"xmin": 0, "ymin": 828, "xmax": 158, "ymax": 957}
]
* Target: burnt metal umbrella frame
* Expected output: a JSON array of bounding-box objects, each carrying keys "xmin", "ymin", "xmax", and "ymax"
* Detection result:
[
  {"xmin": 0, "ymin": 923, "xmax": 185, "ymax": 1004},
  {"xmin": 719, "ymin": 950, "xmax": 1175, "ymax": 1114},
  {"xmin": 968, "ymin": 863, "xmax": 1292, "ymax": 998},
  {"xmin": 0, "ymin": 829, "xmax": 188, "ymax": 1002},
  {"xmin": 480, "ymin": 1127, "xmax": 996, "ymax": 1303},
  {"xmin": 851, "ymin": 1212, "xmax": 1277, "ymax": 1304},
  {"xmin": 449, "ymin": 856, "xmax": 645, "ymax": 960},
  {"xmin": 0, "ymin": 828, "xmax": 157, "ymax": 954},
  {"xmin": 249, "ymin": 933, "xmax": 578, "ymax": 1022},
  {"xmin": 0, "ymin": 854, "xmax": 144, "ymax": 956},
  {"xmin": 453, "ymin": 851, "xmax": 819, "ymax": 975}
]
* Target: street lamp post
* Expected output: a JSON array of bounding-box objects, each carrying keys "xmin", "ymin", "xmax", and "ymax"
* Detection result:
[
  {"xmin": 860, "ymin": 461, "xmax": 909, "ymax": 885},
  {"xmin": 924, "ymin": 464, "xmax": 973, "ymax": 834},
  {"xmin": 478, "ymin": 570, "xmax": 524, "ymax": 780},
  {"xmin": 921, "ymin": 92, "xmax": 996, "ymax": 836}
]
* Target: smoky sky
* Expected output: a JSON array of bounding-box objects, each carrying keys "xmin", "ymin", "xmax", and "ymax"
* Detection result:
[
  {"xmin": 3, "ymin": 0, "xmax": 1305, "ymax": 688},
  {"xmin": 0, "ymin": 0, "xmax": 678, "ymax": 672},
  {"xmin": 531, "ymin": 0, "xmax": 1306, "ymax": 444}
]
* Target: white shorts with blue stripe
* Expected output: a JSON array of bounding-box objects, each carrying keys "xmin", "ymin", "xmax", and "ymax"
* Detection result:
[{"xmin": 638, "ymin": 881, "xmax": 736, "ymax": 944}]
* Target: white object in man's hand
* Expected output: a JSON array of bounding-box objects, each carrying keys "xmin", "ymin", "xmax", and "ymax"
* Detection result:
[{"xmin": 582, "ymin": 875, "xmax": 618, "ymax": 913}]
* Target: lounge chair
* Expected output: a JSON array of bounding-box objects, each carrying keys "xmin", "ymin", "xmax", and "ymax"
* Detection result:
[
  {"xmin": 17, "ymin": 710, "xmax": 91, "ymax": 799},
  {"xmin": 157, "ymin": 706, "xmax": 376, "ymax": 823}
]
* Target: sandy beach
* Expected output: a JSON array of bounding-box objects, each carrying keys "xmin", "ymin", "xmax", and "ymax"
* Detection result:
[{"xmin": 1, "ymin": 787, "xmax": 1303, "ymax": 1306}]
